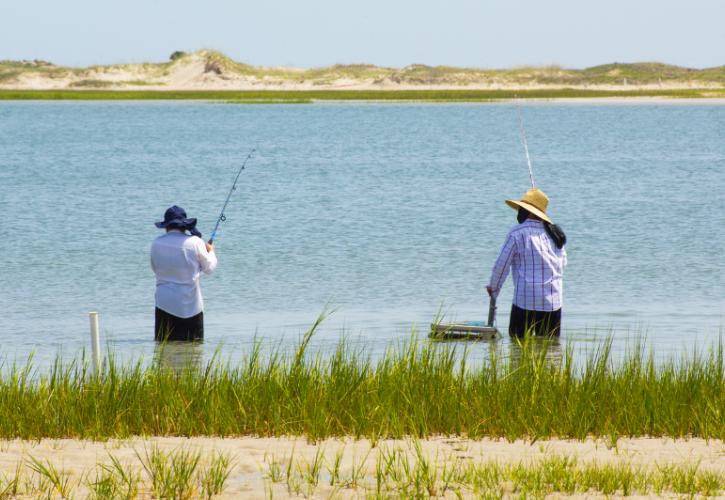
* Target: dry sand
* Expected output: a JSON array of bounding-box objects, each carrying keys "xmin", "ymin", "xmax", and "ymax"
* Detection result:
[{"xmin": 0, "ymin": 436, "xmax": 722, "ymax": 498}]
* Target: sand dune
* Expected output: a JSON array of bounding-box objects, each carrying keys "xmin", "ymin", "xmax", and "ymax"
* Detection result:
[{"xmin": 2, "ymin": 51, "xmax": 724, "ymax": 91}]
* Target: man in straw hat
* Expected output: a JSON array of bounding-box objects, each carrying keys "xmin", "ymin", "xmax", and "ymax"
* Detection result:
[
  {"xmin": 486, "ymin": 188, "xmax": 567, "ymax": 337},
  {"xmin": 151, "ymin": 205, "xmax": 217, "ymax": 341}
]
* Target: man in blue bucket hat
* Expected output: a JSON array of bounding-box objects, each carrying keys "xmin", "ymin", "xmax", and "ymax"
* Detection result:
[{"xmin": 150, "ymin": 205, "xmax": 217, "ymax": 341}]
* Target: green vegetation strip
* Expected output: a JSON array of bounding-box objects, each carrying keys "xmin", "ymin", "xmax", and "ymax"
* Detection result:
[
  {"xmin": 1, "ymin": 88, "xmax": 724, "ymax": 101},
  {"xmin": 1, "ymin": 318, "xmax": 723, "ymax": 440},
  {"xmin": 268, "ymin": 449, "xmax": 724, "ymax": 497},
  {"xmin": 224, "ymin": 98, "xmax": 313, "ymax": 104}
]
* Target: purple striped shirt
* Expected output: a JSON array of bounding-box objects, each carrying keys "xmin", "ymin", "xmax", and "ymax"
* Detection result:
[{"xmin": 488, "ymin": 220, "xmax": 567, "ymax": 311}]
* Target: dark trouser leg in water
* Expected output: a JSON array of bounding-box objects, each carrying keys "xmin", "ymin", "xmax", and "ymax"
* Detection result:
[
  {"xmin": 155, "ymin": 308, "xmax": 204, "ymax": 341},
  {"xmin": 508, "ymin": 304, "xmax": 561, "ymax": 338}
]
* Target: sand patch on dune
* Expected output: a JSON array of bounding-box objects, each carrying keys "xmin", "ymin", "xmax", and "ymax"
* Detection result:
[{"xmin": 0, "ymin": 436, "xmax": 722, "ymax": 498}]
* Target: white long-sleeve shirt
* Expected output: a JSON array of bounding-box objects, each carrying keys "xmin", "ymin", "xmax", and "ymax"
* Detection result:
[
  {"xmin": 150, "ymin": 230, "xmax": 218, "ymax": 318},
  {"xmin": 488, "ymin": 220, "xmax": 567, "ymax": 312}
]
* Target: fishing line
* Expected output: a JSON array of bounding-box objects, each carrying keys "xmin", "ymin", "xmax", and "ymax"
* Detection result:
[
  {"xmin": 515, "ymin": 99, "xmax": 536, "ymax": 189},
  {"xmin": 208, "ymin": 147, "xmax": 256, "ymax": 244}
]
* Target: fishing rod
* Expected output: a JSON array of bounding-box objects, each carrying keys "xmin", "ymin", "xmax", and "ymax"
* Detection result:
[
  {"xmin": 208, "ymin": 148, "xmax": 255, "ymax": 244},
  {"xmin": 515, "ymin": 99, "xmax": 536, "ymax": 189}
]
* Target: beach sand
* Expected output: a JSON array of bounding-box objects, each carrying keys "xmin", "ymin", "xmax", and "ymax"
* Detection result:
[{"xmin": 0, "ymin": 436, "xmax": 722, "ymax": 498}]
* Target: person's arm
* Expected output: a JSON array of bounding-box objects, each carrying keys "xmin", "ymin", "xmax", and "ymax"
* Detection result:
[
  {"xmin": 486, "ymin": 232, "xmax": 516, "ymax": 298},
  {"xmin": 196, "ymin": 238, "xmax": 218, "ymax": 274},
  {"xmin": 150, "ymin": 242, "xmax": 157, "ymax": 273}
]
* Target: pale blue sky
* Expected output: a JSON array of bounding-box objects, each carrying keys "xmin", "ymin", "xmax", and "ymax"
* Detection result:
[{"xmin": 3, "ymin": 0, "xmax": 723, "ymax": 68}]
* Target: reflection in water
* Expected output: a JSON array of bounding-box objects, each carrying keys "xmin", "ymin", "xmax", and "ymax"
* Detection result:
[
  {"xmin": 508, "ymin": 335, "xmax": 563, "ymax": 369},
  {"xmin": 153, "ymin": 341, "xmax": 204, "ymax": 372}
]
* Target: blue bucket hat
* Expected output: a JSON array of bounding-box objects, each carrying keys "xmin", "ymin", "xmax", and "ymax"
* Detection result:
[{"xmin": 155, "ymin": 206, "xmax": 202, "ymax": 238}]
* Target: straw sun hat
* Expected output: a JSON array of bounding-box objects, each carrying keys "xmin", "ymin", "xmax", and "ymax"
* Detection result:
[{"xmin": 505, "ymin": 188, "xmax": 553, "ymax": 224}]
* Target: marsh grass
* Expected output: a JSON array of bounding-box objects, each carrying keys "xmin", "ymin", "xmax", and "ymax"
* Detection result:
[
  {"xmin": 86, "ymin": 456, "xmax": 138, "ymax": 500},
  {"xmin": 265, "ymin": 446, "xmax": 725, "ymax": 497},
  {"xmin": 26, "ymin": 456, "xmax": 74, "ymax": 498},
  {"xmin": 224, "ymin": 98, "xmax": 313, "ymax": 104},
  {"xmin": 136, "ymin": 445, "xmax": 201, "ymax": 499},
  {"xmin": 0, "ymin": 448, "xmax": 231, "ymax": 499},
  {"xmin": 0, "ymin": 463, "xmax": 21, "ymax": 499},
  {"xmin": 0, "ymin": 316, "xmax": 722, "ymax": 441},
  {"xmin": 1, "ymin": 88, "xmax": 724, "ymax": 101},
  {"xmin": 198, "ymin": 452, "xmax": 233, "ymax": 499}
]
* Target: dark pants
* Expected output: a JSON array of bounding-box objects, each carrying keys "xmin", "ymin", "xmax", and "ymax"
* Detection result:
[
  {"xmin": 155, "ymin": 308, "xmax": 204, "ymax": 341},
  {"xmin": 508, "ymin": 304, "xmax": 561, "ymax": 338}
]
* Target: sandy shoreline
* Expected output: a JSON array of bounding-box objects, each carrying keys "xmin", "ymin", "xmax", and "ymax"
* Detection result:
[
  {"xmin": 0, "ymin": 436, "xmax": 722, "ymax": 498},
  {"xmin": 304, "ymin": 96, "xmax": 725, "ymax": 104},
  {"xmin": 3, "ymin": 94, "xmax": 725, "ymax": 105}
]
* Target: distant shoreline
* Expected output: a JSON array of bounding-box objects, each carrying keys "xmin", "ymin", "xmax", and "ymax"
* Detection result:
[
  {"xmin": 2, "ymin": 88, "xmax": 725, "ymax": 102},
  {"xmin": 3, "ymin": 51, "xmax": 725, "ymax": 95}
]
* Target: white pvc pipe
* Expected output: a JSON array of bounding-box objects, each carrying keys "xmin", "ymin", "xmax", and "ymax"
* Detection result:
[{"xmin": 88, "ymin": 311, "xmax": 101, "ymax": 374}]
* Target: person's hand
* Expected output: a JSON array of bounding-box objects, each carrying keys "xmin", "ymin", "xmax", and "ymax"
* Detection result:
[
  {"xmin": 486, "ymin": 286, "xmax": 493, "ymax": 297},
  {"xmin": 206, "ymin": 242, "xmax": 214, "ymax": 253}
]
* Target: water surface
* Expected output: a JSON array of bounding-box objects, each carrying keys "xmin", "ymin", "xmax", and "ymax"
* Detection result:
[{"xmin": 1, "ymin": 101, "xmax": 723, "ymax": 367}]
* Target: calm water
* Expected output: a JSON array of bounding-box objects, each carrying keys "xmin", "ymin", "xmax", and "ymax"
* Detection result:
[{"xmin": 1, "ymin": 101, "xmax": 723, "ymax": 367}]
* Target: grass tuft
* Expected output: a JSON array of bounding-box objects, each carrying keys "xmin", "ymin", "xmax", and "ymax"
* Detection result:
[
  {"xmin": 136, "ymin": 445, "xmax": 201, "ymax": 499},
  {"xmin": 26, "ymin": 455, "xmax": 73, "ymax": 498},
  {"xmin": 198, "ymin": 451, "xmax": 233, "ymax": 499}
]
